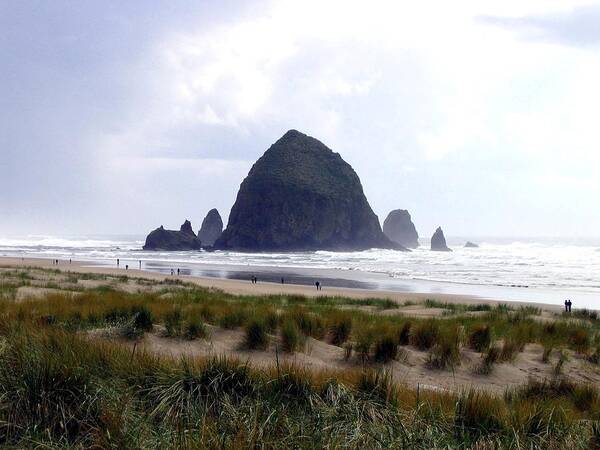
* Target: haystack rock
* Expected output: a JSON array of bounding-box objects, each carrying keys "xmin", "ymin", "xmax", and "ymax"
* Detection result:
[
  {"xmin": 431, "ymin": 227, "xmax": 451, "ymax": 252},
  {"xmin": 383, "ymin": 209, "xmax": 419, "ymax": 249},
  {"xmin": 198, "ymin": 209, "xmax": 223, "ymax": 247},
  {"xmin": 464, "ymin": 241, "xmax": 479, "ymax": 248},
  {"xmin": 143, "ymin": 220, "xmax": 202, "ymax": 250},
  {"xmin": 214, "ymin": 130, "xmax": 405, "ymax": 251}
]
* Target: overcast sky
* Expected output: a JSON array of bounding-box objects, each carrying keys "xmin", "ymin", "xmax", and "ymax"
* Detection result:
[{"xmin": 1, "ymin": 0, "xmax": 599, "ymax": 238}]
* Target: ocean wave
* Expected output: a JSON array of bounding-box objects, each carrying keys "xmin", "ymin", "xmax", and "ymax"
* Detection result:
[{"xmin": 1, "ymin": 235, "xmax": 600, "ymax": 294}]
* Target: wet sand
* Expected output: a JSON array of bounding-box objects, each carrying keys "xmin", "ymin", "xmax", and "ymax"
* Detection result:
[{"xmin": 0, "ymin": 256, "xmax": 562, "ymax": 312}]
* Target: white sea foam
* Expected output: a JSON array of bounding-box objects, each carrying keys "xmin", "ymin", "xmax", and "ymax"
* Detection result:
[{"xmin": 1, "ymin": 235, "xmax": 599, "ymax": 303}]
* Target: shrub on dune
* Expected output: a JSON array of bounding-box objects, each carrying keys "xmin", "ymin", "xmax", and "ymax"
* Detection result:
[
  {"xmin": 569, "ymin": 327, "xmax": 591, "ymax": 354},
  {"xmin": 121, "ymin": 306, "xmax": 153, "ymax": 340},
  {"xmin": 468, "ymin": 324, "xmax": 491, "ymax": 352},
  {"xmin": 474, "ymin": 345, "xmax": 500, "ymax": 375},
  {"xmin": 184, "ymin": 316, "xmax": 208, "ymax": 340},
  {"xmin": 286, "ymin": 308, "xmax": 324, "ymax": 339},
  {"xmin": 164, "ymin": 309, "xmax": 183, "ymax": 337},
  {"xmin": 410, "ymin": 320, "xmax": 440, "ymax": 350},
  {"xmin": 354, "ymin": 326, "xmax": 375, "ymax": 364},
  {"xmin": 329, "ymin": 316, "xmax": 352, "ymax": 346},
  {"xmin": 397, "ymin": 321, "xmax": 412, "ymax": 346},
  {"xmin": 499, "ymin": 338, "xmax": 520, "ymax": 362},
  {"xmin": 280, "ymin": 319, "xmax": 304, "ymax": 353},
  {"xmin": 373, "ymin": 335, "xmax": 398, "ymax": 363},
  {"xmin": 244, "ymin": 320, "xmax": 269, "ymax": 350},
  {"xmin": 131, "ymin": 306, "xmax": 153, "ymax": 331},
  {"xmin": 427, "ymin": 326, "xmax": 461, "ymax": 370}
]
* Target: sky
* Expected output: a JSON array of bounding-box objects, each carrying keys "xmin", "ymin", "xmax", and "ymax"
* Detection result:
[{"xmin": 1, "ymin": 0, "xmax": 600, "ymax": 239}]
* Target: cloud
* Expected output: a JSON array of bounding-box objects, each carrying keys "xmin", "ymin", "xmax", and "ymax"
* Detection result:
[
  {"xmin": 480, "ymin": 4, "xmax": 600, "ymax": 48},
  {"xmin": 2, "ymin": 0, "xmax": 600, "ymax": 237}
]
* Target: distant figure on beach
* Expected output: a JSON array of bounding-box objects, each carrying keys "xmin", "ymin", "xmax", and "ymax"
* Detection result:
[
  {"xmin": 564, "ymin": 299, "xmax": 569, "ymax": 312},
  {"xmin": 251, "ymin": 275, "xmax": 257, "ymax": 284},
  {"xmin": 177, "ymin": 268, "xmax": 180, "ymax": 276},
  {"xmin": 125, "ymin": 264, "xmax": 128, "ymax": 270},
  {"xmin": 315, "ymin": 281, "xmax": 321, "ymax": 291},
  {"xmin": 170, "ymin": 269, "xmax": 174, "ymax": 276},
  {"xmin": 281, "ymin": 277, "xmax": 284, "ymax": 284},
  {"xmin": 69, "ymin": 259, "xmax": 71, "ymax": 264},
  {"xmin": 117, "ymin": 258, "xmax": 120, "ymax": 267},
  {"xmin": 139, "ymin": 260, "xmax": 141, "ymax": 269},
  {"xmin": 568, "ymin": 299, "xmax": 572, "ymax": 312}
]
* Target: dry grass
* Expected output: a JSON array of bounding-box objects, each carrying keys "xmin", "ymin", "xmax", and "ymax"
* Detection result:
[{"xmin": 0, "ymin": 267, "xmax": 598, "ymax": 447}]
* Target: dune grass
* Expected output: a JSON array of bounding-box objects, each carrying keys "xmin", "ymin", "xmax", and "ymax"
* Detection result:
[
  {"xmin": 0, "ymin": 320, "xmax": 598, "ymax": 448},
  {"xmin": 0, "ymin": 266, "xmax": 599, "ymax": 447}
]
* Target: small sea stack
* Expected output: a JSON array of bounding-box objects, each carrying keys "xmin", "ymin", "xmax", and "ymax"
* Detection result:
[
  {"xmin": 464, "ymin": 241, "xmax": 479, "ymax": 248},
  {"xmin": 431, "ymin": 227, "xmax": 451, "ymax": 252},
  {"xmin": 198, "ymin": 209, "xmax": 223, "ymax": 247},
  {"xmin": 383, "ymin": 209, "xmax": 419, "ymax": 249},
  {"xmin": 143, "ymin": 220, "xmax": 202, "ymax": 250}
]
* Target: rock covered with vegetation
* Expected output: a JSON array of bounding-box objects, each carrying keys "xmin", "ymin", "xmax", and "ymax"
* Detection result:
[
  {"xmin": 143, "ymin": 220, "xmax": 202, "ymax": 250},
  {"xmin": 431, "ymin": 226, "xmax": 451, "ymax": 252},
  {"xmin": 215, "ymin": 130, "xmax": 403, "ymax": 251},
  {"xmin": 197, "ymin": 208, "xmax": 223, "ymax": 247},
  {"xmin": 383, "ymin": 209, "xmax": 419, "ymax": 248}
]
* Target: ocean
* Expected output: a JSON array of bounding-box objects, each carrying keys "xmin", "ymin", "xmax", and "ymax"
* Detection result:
[{"xmin": 1, "ymin": 235, "xmax": 599, "ymax": 309}]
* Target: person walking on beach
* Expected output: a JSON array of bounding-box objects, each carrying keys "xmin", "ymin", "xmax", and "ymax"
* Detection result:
[
  {"xmin": 177, "ymin": 268, "xmax": 180, "ymax": 276},
  {"xmin": 315, "ymin": 281, "xmax": 321, "ymax": 291},
  {"xmin": 170, "ymin": 269, "xmax": 174, "ymax": 276},
  {"xmin": 125, "ymin": 264, "xmax": 128, "ymax": 270},
  {"xmin": 568, "ymin": 299, "xmax": 572, "ymax": 312},
  {"xmin": 564, "ymin": 299, "xmax": 569, "ymax": 312},
  {"xmin": 117, "ymin": 258, "xmax": 120, "ymax": 267},
  {"xmin": 139, "ymin": 260, "xmax": 141, "ymax": 270},
  {"xmin": 281, "ymin": 277, "xmax": 284, "ymax": 284}
]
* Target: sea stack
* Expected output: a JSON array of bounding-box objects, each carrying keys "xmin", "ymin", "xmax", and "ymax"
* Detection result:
[
  {"xmin": 198, "ymin": 209, "xmax": 223, "ymax": 247},
  {"xmin": 464, "ymin": 241, "xmax": 479, "ymax": 248},
  {"xmin": 383, "ymin": 209, "xmax": 419, "ymax": 248},
  {"xmin": 143, "ymin": 220, "xmax": 202, "ymax": 250},
  {"xmin": 215, "ymin": 130, "xmax": 404, "ymax": 251},
  {"xmin": 430, "ymin": 227, "xmax": 451, "ymax": 252}
]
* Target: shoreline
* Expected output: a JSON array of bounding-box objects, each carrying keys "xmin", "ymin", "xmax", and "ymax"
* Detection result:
[{"xmin": 0, "ymin": 256, "xmax": 563, "ymax": 312}]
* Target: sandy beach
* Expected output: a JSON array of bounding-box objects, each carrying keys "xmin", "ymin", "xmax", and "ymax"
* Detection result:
[
  {"xmin": 0, "ymin": 256, "xmax": 563, "ymax": 313},
  {"xmin": 2, "ymin": 255, "xmax": 596, "ymax": 396}
]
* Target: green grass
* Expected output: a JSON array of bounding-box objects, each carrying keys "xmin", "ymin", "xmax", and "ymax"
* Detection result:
[
  {"xmin": 0, "ymin": 322, "xmax": 597, "ymax": 448},
  {"xmin": 0, "ymin": 267, "xmax": 599, "ymax": 447}
]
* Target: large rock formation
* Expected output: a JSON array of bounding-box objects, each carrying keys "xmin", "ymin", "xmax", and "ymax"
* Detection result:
[
  {"xmin": 431, "ymin": 227, "xmax": 451, "ymax": 252},
  {"xmin": 464, "ymin": 241, "xmax": 479, "ymax": 248},
  {"xmin": 143, "ymin": 220, "xmax": 202, "ymax": 250},
  {"xmin": 214, "ymin": 130, "xmax": 404, "ymax": 251},
  {"xmin": 383, "ymin": 209, "xmax": 419, "ymax": 248},
  {"xmin": 198, "ymin": 209, "xmax": 223, "ymax": 247}
]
